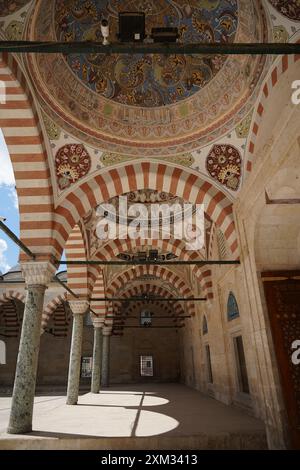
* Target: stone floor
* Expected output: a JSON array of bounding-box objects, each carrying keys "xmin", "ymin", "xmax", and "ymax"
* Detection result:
[{"xmin": 0, "ymin": 384, "xmax": 267, "ymax": 450}]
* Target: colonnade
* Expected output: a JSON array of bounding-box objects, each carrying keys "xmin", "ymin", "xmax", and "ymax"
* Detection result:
[{"xmin": 7, "ymin": 261, "xmax": 112, "ymax": 434}]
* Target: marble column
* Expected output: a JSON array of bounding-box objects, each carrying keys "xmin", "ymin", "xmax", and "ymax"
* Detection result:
[
  {"xmin": 101, "ymin": 327, "xmax": 112, "ymax": 388},
  {"xmin": 91, "ymin": 320, "xmax": 104, "ymax": 394},
  {"xmin": 7, "ymin": 261, "xmax": 55, "ymax": 434},
  {"xmin": 66, "ymin": 300, "xmax": 89, "ymax": 405}
]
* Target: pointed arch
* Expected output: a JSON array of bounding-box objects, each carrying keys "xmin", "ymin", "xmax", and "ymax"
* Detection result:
[
  {"xmin": 107, "ymin": 265, "xmax": 196, "ymax": 317},
  {"xmin": 53, "ymin": 162, "xmax": 238, "ymax": 260},
  {"xmin": 246, "ymin": 53, "xmax": 300, "ymax": 173},
  {"xmin": 93, "ymin": 237, "xmax": 213, "ymax": 300},
  {"xmin": 227, "ymin": 291, "xmax": 240, "ymax": 321},
  {"xmin": 0, "ymin": 291, "xmax": 25, "ymax": 338},
  {"xmin": 41, "ymin": 292, "xmax": 68, "ymax": 329},
  {"xmin": 112, "ymin": 283, "xmax": 186, "ymax": 318},
  {"xmin": 0, "ymin": 290, "xmax": 25, "ymax": 304},
  {"xmin": 0, "ymin": 52, "xmax": 54, "ymax": 260}
]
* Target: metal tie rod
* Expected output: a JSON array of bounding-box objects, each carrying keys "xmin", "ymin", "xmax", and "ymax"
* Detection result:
[
  {"xmin": 57, "ymin": 259, "xmax": 239, "ymax": 266},
  {"xmin": 0, "ymin": 41, "xmax": 300, "ymax": 55},
  {"xmin": 91, "ymin": 297, "xmax": 206, "ymax": 302},
  {"xmin": 113, "ymin": 326, "xmax": 185, "ymax": 329},
  {"xmin": 0, "ymin": 220, "xmax": 35, "ymax": 260}
]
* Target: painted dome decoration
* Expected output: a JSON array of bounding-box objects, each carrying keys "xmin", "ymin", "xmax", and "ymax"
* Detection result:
[
  {"xmin": 55, "ymin": 0, "xmax": 238, "ymax": 107},
  {"xmin": 268, "ymin": 1, "xmax": 300, "ymax": 22},
  {"xmin": 27, "ymin": 0, "xmax": 270, "ymax": 156}
]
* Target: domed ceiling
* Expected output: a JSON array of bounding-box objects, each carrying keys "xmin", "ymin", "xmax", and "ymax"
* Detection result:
[
  {"xmin": 27, "ymin": 0, "xmax": 270, "ymax": 156},
  {"xmin": 55, "ymin": 0, "xmax": 238, "ymax": 107}
]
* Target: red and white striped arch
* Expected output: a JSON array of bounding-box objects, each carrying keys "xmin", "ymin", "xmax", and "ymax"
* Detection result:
[
  {"xmin": 53, "ymin": 162, "xmax": 238, "ymax": 260},
  {"xmin": 107, "ymin": 265, "xmax": 194, "ymax": 298},
  {"xmin": 112, "ymin": 283, "xmax": 186, "ymax": 318},
  {"xmin": 0, "ymin": 52, "xmax": 54, "ymax": 261},
  {"xmin": 90, "ymin": 269, "xmax": 106, "ymax": 319},
  {"xmin": 0, "ymin": 290, "xmax": 25, "ymax": 305},
  {"xmin": 246, "ymin": 52, "xmax": 300, "ymax": 173},
  {"xmin": 41, "ymin": 292, "xmax": 67, "ymax": 330},
  {"xmin": 107, "ymin": 265, "xmax": 196, "ymax": 316},
  {"xmin": 65, "ymin": 224, "xmax": 89, "ymax": 298},
  {"xmin": 116, "ymin": 291, "xmax": 183, "ymax": 317},
  {"xmin": 114, "ymin": 283, "xmax": 186, "ymax": 317},
  {"xmin": 92, "ymin": 237, "xmax": 213, "ymax": 300}
]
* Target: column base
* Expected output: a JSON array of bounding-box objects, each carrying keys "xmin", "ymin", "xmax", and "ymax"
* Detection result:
[
  {"xmin": 7, "ymin": 425, "xmax": 32, "ymax": 435},
  {"xmin": 66, "ymin": 399, "xmax": 78, "ymax": 405}
]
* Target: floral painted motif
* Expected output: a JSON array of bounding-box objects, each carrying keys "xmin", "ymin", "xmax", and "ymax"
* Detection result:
[
  {"xmin": 5, "ymin": 20, "xmax": 23, "ymax": 40},
  {"xmin": 273, "ymin": 25, "xmax": 289, "ymax": 43},
  {"xmin": 55, "ymin": 144, "xmax": 91, "ymax": 190},
  {"xmin": 42, "ymin": 113, "xmax": 61, "ymax": 140},
  {"xmin": 235, "ymin": 111, "xmax": 253, "ymax": 139},
  {"xmin": 99, "ymin": 151, "xmax": 194, "ymax": 167},
  {"xmin": 55, "ymin": 0, "xmax": 238, "ymax": 107},
  {"xmin": 268, "ymin": 1, "xmax": 300, "ymax": 21},
  {"xmin": 206, "ymin": 144, "xmax": 241, "ymax": 191}
]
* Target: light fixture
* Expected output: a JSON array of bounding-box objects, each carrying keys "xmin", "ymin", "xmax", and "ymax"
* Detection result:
[{"xmin": 101, "ymin": 19, "xmax": 110, "ymax": 45}]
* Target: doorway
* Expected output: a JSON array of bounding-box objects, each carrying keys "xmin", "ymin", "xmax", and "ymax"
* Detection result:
[{"xmin": 263, "ymin": 272, "xmax": 300, "ymax": 448}]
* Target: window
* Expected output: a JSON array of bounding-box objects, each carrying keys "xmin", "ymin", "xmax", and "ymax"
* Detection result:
[
  {"xmin": 140, "ymin": 310, "xmax": 152, "ymax": 327},
  {"xmin": 234, "ymin": 336, "xmax": 250, "ymax": 394},
  {"xmin": 227, "ymin": 292, "xmax": 240, "ymax": 321},
  {"xmin": 202, "ymin": 315, "xmax": 208, "ymax": 335},
  {"xmin": 140, "ymin": 355, "xmax": 153, "ymax": 377},
  {"xmin": 81, "ymin": 356, "xmax": 92, "ymax": 378},
  {"xmin": 205, "ymin": 345, "xmax": 213, "ymax": 384}
]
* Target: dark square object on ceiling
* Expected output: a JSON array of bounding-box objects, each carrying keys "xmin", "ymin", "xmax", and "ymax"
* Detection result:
[{"xmin": 118, "ymin": 12, "xmax": 146, "ymax": 42}]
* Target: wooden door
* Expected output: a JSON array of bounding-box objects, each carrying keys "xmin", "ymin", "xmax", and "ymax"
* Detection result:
[{"xmin": 263, "ymin": 273, "xmax": 300, "ymax": 448}]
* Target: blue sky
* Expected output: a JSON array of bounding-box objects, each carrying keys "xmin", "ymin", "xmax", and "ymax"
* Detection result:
[
  {"xmin": 0, "ymin": 130, "xmax": 66, "ymax": 275},
  {"xmin": 0, "ymin": 130, "xmax": 20, "ymax": 274}
]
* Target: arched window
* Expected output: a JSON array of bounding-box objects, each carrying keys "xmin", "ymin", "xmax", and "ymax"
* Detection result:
[
  {"xmin": 202, "ymin": 315, "xmax": 208, "ymax": 335},
  {"xmin": 140, "ymin": 310, "xmax": 152, "ymax": 327},
  {"xmin": 227, "ymin": 292, "xmax": 240, "ymax": 321}
]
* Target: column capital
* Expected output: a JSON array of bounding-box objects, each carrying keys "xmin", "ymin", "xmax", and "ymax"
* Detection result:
[
  {"xmin": 102, "ymin": 326, "xmax": 112, "ymax": 336},
  {"xmin": 93, "ymin": 318, "xmax": 105, "ymax": 328},
  {"xmin": 21, "ymin": 261, "xmax": 56, "ymax": 287},
  {"xmin": 69, "ymin": 300, "xmax": 89, "ymax": 315}
]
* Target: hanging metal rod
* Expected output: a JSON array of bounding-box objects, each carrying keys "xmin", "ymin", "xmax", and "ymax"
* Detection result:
[
  {"xmin": 113, "ymin": 325, "xmax": 185, "ymax": 329},
  {"xmin": 53, "ymin": 275, "xmax": 79, "ymax": 299},
  {"xmin": 91, "ymin": 297, "xmax": 206, "ymax": 302},
  {"xmin": 0, "ymin": 220, "xmax": 35, "ymax": 260},
  {"xmin": 114, "ymin": 315, "xmax": 191, "ymax": 319},
  {"xmin": 56, "ymin": 259, "xmax": 239, "ymax": 266},
  {"xmin": 0, "ymin": 41, "xmax": 299, "ymax": 55},
  {"xmin": 52, "ymin": 276, "xmax": 98, "ymax": 317}
]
